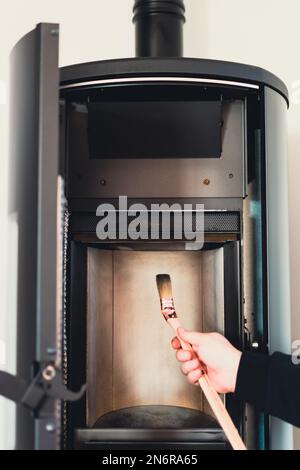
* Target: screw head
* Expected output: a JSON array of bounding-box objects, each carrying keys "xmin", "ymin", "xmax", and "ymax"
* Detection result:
[
  {"xmin": 100, "ymin": 179, "xmax": 106, "ymax": 186},
  {"xmin": 42, "ymin": 365, "xmax": 56, "ymax": 381},
  {"xmin": 228, "ymin": 173, "xmax": 234, "ymax": 179},
  {"xmin": 203, "ymin": 178, "xmax": 210, "ymax": 186}
]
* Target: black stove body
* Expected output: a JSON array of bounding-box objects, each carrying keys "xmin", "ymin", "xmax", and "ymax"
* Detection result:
[{"xmin": 1, "ymin": 0, "xmax": 292, "ymax": 451}]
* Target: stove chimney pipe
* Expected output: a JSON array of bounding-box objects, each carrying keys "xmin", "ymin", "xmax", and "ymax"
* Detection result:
[{"xmin": 133, "ymin": 0, "xmax": 186, "ymax": 57}]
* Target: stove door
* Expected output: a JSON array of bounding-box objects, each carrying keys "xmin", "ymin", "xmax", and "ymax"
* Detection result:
[{"xmin": 0, "ymin": 23, "xmax": 63, "ymax": 450}]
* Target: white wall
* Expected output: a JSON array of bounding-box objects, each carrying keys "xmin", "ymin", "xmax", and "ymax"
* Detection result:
[{"xmin": 0, "ymin": 0, "xmax": 299, "ymax": 449}]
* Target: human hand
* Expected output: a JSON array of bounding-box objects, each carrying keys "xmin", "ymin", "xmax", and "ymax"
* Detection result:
[{"xmin": 171, "ymin": 328, "xmax": 242, "ymax": 393}]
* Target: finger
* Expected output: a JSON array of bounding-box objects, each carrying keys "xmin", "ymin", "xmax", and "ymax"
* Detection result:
[
  {"xmin": 177, "ymin": 327, "xmax": 204, "ymax": 346},
  {"xmin": 176, "ymin": 349, "xmax": 193, "ymax": 362},
  {"xmin": 181, "ymin": 358, "xmax": 201, "ymax": 375},
  {"xmin": 187, "ymin": 368, "xmax": 202, "ymax": 385},
  {"xmin": 171, "ymin": 337, "xmax": 181, "ymax": 350}
]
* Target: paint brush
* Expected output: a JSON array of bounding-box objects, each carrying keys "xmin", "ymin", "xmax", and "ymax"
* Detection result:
[{"xmin": 156, "ymin": 274, "xmax": 246, "ymax": 451}]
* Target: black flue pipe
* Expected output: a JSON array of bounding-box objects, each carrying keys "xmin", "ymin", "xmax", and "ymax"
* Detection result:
[{"xmin": 133, "ymin": 0, "xmax": 186, "ymax": 57}]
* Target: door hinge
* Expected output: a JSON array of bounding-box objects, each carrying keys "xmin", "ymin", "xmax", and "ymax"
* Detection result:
[{"xmin": 0, "ymin": 363, "xmax": 86, "ymax": 413}]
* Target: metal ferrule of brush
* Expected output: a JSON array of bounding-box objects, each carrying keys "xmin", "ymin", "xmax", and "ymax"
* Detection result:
[{"xmin": 160, "ymin": 298, "xmax": 178, "ymax": 321}]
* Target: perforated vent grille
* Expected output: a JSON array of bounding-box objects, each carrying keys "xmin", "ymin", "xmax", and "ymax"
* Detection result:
[
  {"xmin": 204, "ymin": 212, "xmax": 240, "ymax": 232},
  {"xmin": 70, "ymin": 211, "xmax": 240, "ymax": 238}
]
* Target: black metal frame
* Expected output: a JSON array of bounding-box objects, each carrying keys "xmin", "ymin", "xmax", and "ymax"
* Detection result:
[
  {"xmin": 7, "ymin": 22, "xmax": 60, "ymax": 450},
  {"xmin": 60, "ymin": 77, "xmax": 267, "ymax": 449},
  {"xmin": 223, "ymin": 242, "xmax": 244, "ymax": 436},
  {"xmin": 74, "ymin": 431, "xmax": 227, "ymax": 450},
  {"xmin": 259, "ymin": 88, "xmax": 271, "ymax": 450},
  {"xmin": 64, "ymin": 241, "xmax": 88, "ymax": 448},
  {"xmin": 60, "ymin": 58, "xmax": 288, "ymax": 105}
]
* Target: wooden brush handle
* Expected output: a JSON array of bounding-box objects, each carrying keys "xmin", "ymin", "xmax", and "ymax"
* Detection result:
[{"xmin": 168, "ymin": 317, "xmax": 247, "ymax": 451}]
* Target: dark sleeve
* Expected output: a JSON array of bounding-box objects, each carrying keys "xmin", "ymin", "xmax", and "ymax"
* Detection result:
[{"xmin": 234, "ymin": 351, "xmax": 300, "ymax": 427}]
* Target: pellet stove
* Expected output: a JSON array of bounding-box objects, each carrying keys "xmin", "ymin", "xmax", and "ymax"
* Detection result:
[{"xmin": 1, "ymin": 0, "xmax": 292, "ymax": 451}]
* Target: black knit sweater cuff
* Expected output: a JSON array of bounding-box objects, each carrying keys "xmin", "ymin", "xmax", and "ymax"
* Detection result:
[{"xmin": 234, "ymin": 351, "xmax": 271, "ymax": 410}]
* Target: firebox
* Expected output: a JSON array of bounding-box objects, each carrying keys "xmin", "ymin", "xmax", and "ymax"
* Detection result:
[
  {"xmin": 72, "ymin": 245, "xmax": 238, "ymax": 450},
  {"xmin": 1, "ymin": 0, "xmax": 292, "ymax": 451}
]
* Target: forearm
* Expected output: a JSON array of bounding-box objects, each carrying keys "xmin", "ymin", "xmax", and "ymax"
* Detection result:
[{"xmin": 234, "ymin": 351, "xmax": 300, "ymax": 427}]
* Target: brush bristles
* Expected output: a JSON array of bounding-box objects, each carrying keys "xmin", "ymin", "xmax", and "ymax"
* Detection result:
[
  {"xmin": 156, "ymin": 274, "xmax": 178, "ymax": 321},
  {"xmin": 156, "ymin": 274, "xmax": 173, "ymax": 299}
]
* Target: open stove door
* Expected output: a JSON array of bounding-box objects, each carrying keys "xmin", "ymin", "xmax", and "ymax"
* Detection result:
[{"xmin": 0, "ymin": 23, "xmax": 85, "ymax": 450}]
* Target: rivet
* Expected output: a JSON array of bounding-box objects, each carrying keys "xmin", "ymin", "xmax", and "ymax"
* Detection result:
[
  {"xmin": 228, "ymin": 173, "xmax": 234, "ymax": 179},
  {"xmin": 100, "ymin": 179, "xmax": 106, "ymax": 186},
  {"xmin": 203, "ymin": 178, "xmax": 210, "ymax": 186}
]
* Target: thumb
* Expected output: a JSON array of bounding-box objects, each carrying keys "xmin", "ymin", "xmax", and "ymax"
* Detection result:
[{"xmin": 177, "ymin": 327, "xmax": 204, "ymax": 346}]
